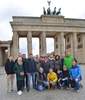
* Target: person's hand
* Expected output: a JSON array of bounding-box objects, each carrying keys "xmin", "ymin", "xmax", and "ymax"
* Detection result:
[
  {"xmin": 50, "ymin": 81, "xmax": 53, "ymax": 84},
  {"xmin": 20, "ymin": 72, "xmax": 24, "ymax": 76},
  {"xmin": 26, "ymin": 73, "xmax": 29, "ymax": 75},
  {"xmin": 75, "ymin": 78, "xmax": 78, "ymax": 82}
]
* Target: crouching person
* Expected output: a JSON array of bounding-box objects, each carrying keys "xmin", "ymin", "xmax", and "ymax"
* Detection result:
[
  {"xmin": 69, "ymin": 59, "xmax": 82, "ymax": 92},
  {"xmin": 36, "ymin": 67, "xmax": 48, "ymax": 91},
  {"xmin": 62, "ymin": 67, "xmax": 70, "ymax": 89},
  {"xmin": 14, "ymin": 57, "xmax": 24, "ymax": 95},
  {"xmin": 47, "ymin": 68, "xmax": 58, "ymax": 89}
]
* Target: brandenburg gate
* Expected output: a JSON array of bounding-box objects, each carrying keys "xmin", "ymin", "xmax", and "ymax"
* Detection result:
[{"xmin": 10, "ymin": 15, "xmax": 85, "ymax": 63}]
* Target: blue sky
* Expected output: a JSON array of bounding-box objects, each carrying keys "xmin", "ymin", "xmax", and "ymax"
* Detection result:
[{"xmin": 0, "ymin": 0, "xmax": 85, "ymax": 55}]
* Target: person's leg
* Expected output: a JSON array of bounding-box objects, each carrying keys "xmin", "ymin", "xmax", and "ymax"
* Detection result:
[
  {"xmin": 17, "ymin": 80, "xmax": 23, "ymax": 91},
  {"xmin": 74, "ymin": 80, "xmax": 80, "ymax": 91},
  {"xmin": 26, "ymin": 74, "xmax": 30, "ymax": 91},
  {"xmin": 28, "ymin": 73, "xmax": 31, "ymax": 89},
  {"xmin": 17, "ymin": 80, "xmax": 20, "ymax": 91},
  {"xmin": 43, "ymin": 81, "xmax": 49, "ymax": 89},
  {"xmin": 70, "ymin": 79, "xmax": 75, "ymax": 88},
  {"xmin": 7, "ymin": 75, "xmax": 11, "ymax": 92},
  {"xmin": 63, "ymin": 80, "xmax": 69, "ymax": 88},
  {"xmin": 32, "ymin": 73, "xmax": 36, "ymax": 89},
  {"xmin": 10, "ymin": 74, "xmax": 15, "ymax": 91},
  {"xmin": 52, "ymin": 82, "xmax": 56, "ymax": 89}
]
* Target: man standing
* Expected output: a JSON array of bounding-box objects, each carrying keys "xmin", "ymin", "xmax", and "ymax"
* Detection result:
[
  {"xmin": 24, "ymin": 54, "xmax": 37, "ymax": 90},
  {"xmin": 5, "ymin": 56, "xmax": 15, "ymax": 92},
  {"xmin": 64, "ymin": 50, "xmax": 74, "ymax": 70}
]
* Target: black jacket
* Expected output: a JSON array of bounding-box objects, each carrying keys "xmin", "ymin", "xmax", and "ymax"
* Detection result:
[
  {"xmin": 36, "ymin": 72, "xmax": 47, "ymax": 85},
  {"xmin": 5, "ymin": 59, "xmax": 15, "ymax": 74},
  {"xmin": 40, "ymin": 61, "xmax": 50, "ymax": 74},
  {"xmin": 24, "ymin": 58, "xmax": 36, "ymax": 73}
]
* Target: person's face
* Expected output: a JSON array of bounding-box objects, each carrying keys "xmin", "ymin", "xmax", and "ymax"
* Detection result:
[
  {"xmin": 17, "ymin": 57, "xmax": 23, "ymax": 64},
  {"xmin": 66, "ymin": 51, "xmax": 70, "ymax": 56},
  {"xmin": 63, "ymin": 67, "xmax": 67, "ymax": 71},
  {"xmin": 49, "ymin": 69, "xmax": 53, "ymax": 73},
  {"xmin": 39, "ymin": 67, "xmax": 43, "ymax": 73},
  {"xmin": 72, "ymin": 61, "xmax": 77, "ymax": 66},
  {"xmin": 29, "ymin": 54, "xmax": 33, "ymax": 58},
  {"xmin": 45, "ymin": 57, "xmax": 48, "ymax": 61},
  {"xmin": 9, "ymin": 56, "xmax": 13, "ymax": 61},
  {"xmin": 35, "ymin": 55, "xmax": 39, "ymax": 61},
  {"xmin": 55, "ymin": 55, "xmax": 59, "ymax": 60},
  {"xmin": 22, "ymin": 54, "xmax": 26, "ymax": 59}
]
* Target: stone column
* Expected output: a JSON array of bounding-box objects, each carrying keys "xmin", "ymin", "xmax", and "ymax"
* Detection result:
[
  {"xmin": 27, "ymin": 31, "xmax": 32, "ymax": 56},
  {"xmin": 8, "ymin": 45, "xmax": 10, "ymax": 57},
  {"xmin": 72, "ymin": 32, "xmax": 78, "ymax": 58},
  {"xmin": 54, "ymin": 35, "xmax": 59, "ymax": 55},
  {"xmin": 39, "ymin": 31, "xmax": 46, "ymax": 55},
  {"xmin": 59, "ymin": 32, "xmax": 65, "ymax": 56},
  {"xmin": 82, "ymin": 33, "xmax": 85, "ymax": 63},
  {"xmin": 0, "ymin": 48, "xmax": 3, "ymax": 66},
  {"xmin": 13, "ymin": 31, "xmax": 19, "ymax": 60}
]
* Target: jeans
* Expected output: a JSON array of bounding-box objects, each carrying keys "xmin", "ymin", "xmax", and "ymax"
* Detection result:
[
  {"xmin": 74, "ymin": 79, "xmax": 80, "ymax": 90},
  {"xmin": 37, "ymin": 81, "xmax": 49, "ymax": 88},
  {"xmin": 70, "ymin": 79, "xmax": 80, "ymax": 90},
  {"xmin": 28, "ymin": 72, "xmax": 36, "ymax": 89}
]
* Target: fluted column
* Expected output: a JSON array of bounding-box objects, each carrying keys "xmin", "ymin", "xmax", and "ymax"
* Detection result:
[
  {"xmin": 59, "ymin": 32, "xmax": 65, "ymax": 56},
  {"xmin": 8, "ymin": 45, "xmax": 10, "ymax": 57},
  {"xmin": 54, "ymin": 35, "xmax": 59, "ymax": 55},
  {"xmin": 72, "ymin": 32, "xmax": 78, "ymax": 58},
  {"xmin": 39, "ymin": 31, "xmax": 46, "ymax": 55},
  {"xmin": 0, "ymin": 48, "xmax": 3, "ymax": 66},
  {"xmin": 27, "ymin": 31, "xmax": 32, "ymax": 56},
  {"xmin": 13, "ymin": 31, "xmax": 19, "ymax": 60}
]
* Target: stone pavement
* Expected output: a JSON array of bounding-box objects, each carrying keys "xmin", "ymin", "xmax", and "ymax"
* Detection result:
[{"xmin": 0, "ymin": 65, "xmax": 85, "ymax": 100}]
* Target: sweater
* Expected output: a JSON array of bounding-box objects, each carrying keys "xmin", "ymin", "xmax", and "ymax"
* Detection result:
[
  {"xmin": 47, "ymin": 72, "xmax": 58, "ymax": 82},
  {"xmin": 64, "ymin": 55, "xmax": 74, "ymax": 70},
  {"xmin": 14, "ymin": 63, "xmax": 24, "ymax": 80}
]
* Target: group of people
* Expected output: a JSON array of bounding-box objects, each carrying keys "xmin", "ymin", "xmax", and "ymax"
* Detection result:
[{"xmin": 5, "ymin": 51, "xmax": 82, "ymax": 95}]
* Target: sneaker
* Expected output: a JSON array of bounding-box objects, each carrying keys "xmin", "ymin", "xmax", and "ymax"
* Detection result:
[{"xmin": 17, "ymin": 91, "xmax": 23, "ymax": 95}]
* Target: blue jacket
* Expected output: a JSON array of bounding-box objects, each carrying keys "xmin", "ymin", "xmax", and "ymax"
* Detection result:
[{"xmin": 69, "ymin": 64, "xmax": 81, "ymax": 79}]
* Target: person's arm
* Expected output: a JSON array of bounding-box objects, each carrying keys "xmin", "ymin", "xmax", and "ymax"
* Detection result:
[
  {"xmin": 36, "ymin": 73, "xmax": 43, "ymax": 82},
  {"xmin": 76, "ymin": 65, "xmax": 81, "ymax": 79},
  {"xmin": 47, "ymin": 74, "xmax": 50, "ymax": 82},
  {"xmin": 53, "ymin": 73, "xmax": 57, "ymax": 82},
  {"xmin": 5, "ymin": 61, "xmax": 8, "ymax": 74}
]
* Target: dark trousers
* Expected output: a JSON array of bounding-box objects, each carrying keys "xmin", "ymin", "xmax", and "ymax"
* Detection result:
[
  {"xmin": 17, "ymin": 80, "xmax": 24, "ymax": 91},
  {"xmin": 63, "ymin": 80, "xmax": 69, "ymax": 88},
  {"xmin": 24, "ymin": 74, "xmax": 30, "ymax": 90}
]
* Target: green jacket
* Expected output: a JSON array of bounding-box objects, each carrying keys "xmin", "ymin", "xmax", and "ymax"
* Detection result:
[
  {"xmin": 64, "ymin": 55, "xmax": 74, "ymax": 70},
  {"xmin": 14, "ymin": 63, "xmax": 24, "ymax": 80}
]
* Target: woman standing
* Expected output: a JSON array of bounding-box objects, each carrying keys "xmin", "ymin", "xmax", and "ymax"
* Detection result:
[{"xmin": 14, "ymin": 57, "xmax": 24, "ymax": 95}]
